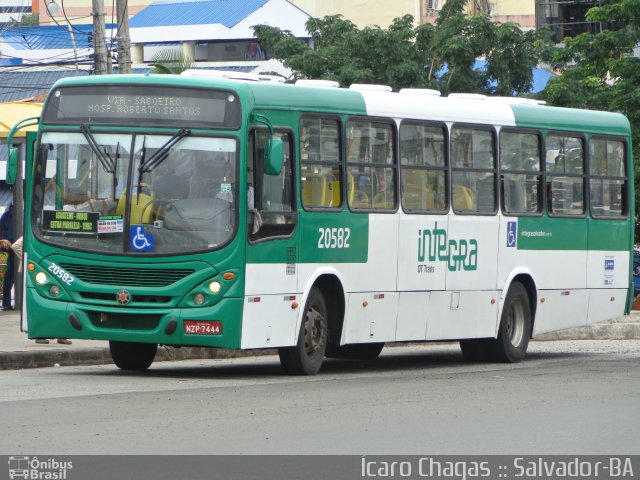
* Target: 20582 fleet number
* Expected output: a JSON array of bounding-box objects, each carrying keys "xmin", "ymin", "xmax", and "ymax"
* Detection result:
[
  {"xmin": 317, "ymin": 227, "xmax": 351, "ymax": 249},
  {"xmin": 47, "ymin": 262, "xmax": 74, "ymax": 285}
]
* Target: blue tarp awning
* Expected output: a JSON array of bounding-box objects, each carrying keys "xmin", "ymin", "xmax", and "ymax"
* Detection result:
[{"xmin": 438, "ymin": 60, "xmax": 557, "ymax": 94}]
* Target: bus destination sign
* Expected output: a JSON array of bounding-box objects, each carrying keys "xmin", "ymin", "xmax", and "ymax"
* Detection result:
[
  {"xmin": 43, "ymin": 210, "xmax": 99, "ymax": 234},
  {"xmin": 44, "ymin": 85, "xmax": 241, "ymax": 129},
  {"xmin": 81, "ymin": 94, "xmax": 220, "ymax": 119}
]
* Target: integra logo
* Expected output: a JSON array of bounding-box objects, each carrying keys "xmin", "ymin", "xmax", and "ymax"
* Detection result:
[{"xmin": 417, "ymin": 223, "xmax": 478, "ymax": 272}]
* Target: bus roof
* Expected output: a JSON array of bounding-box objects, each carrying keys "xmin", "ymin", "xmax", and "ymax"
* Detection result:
[
  {"xmin": 510, "ymin": 102, "xmax": 630, "ymax": 136},
  {"xmin": 47, "ymin": 74, "xmax": 631, "ymax": 137}
]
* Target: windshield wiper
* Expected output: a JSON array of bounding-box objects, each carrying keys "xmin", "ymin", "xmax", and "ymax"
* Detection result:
[
  {"xmin": 138, "ymin": 128, "xmax": 191, "ymax": 174},
  {"xmin": 136, "ymin": 137, "xmax": 147, "ymax": 200},
  {"xmin": 136, "ymin": 129, "xmax": 191, "ymax": 199},
  {"xmin": 112, "ymin": 142, "xmax": 120, "ymax": 199},
  {"xmin": 80, "ymin": 124, "xmax": 116, "ymax": 173}
]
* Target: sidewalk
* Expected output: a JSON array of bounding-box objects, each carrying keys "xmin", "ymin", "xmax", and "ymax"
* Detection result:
[{"xmin": 1, "ymin": 309, "xmax": 640, "ymax": 370}]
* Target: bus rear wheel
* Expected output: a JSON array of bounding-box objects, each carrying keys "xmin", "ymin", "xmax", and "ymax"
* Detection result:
[
  {"xmin": 109, "ymin": 341, "xmax": 157, "ymax": 371},
  {"xmin": 326, "ymin": 343, "xmax": 384, "ymax": 360},
  {"xmin": 488, "ymin": 283, "xmax": 531, "ymax": 363},
  {"xmin": 279, "ymin": 286, "xmax": 327, "ymax": 375}
]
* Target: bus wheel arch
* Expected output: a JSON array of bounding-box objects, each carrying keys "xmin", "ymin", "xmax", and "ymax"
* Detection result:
[
  {"xmin": 279, "ymin": 285, "xmax": 330, "ymax": 375},
  {"xmin": 491, "ymin": 280, "xmax": 533, "ymax": 363},
  {"xmin": 314, "ymin": 274, "xmax": 346, "ymax": 352},
  {"xmin": 461, "ymin": 277, "xmax": 536, "ymax": 363},
  {"xmin": 508, "ymin": 274, "xmax": 537, "ymax": 339}
]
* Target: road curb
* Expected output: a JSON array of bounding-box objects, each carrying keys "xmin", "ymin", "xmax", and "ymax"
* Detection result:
[
  {"xmin": 534, "ymin": 322, "xmax": 640, "ymax": 341},
  {"xmin": 0, "ymin": 346, "xmax": 278, "ymax": 370},
  {"xmin": 2, "ymin": 322, "xmax": 640, "ymax": 370}
]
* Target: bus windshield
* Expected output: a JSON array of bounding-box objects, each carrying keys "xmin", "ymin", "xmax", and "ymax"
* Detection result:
[{"xmin": 32, "ymin": 131, "xmax": 238, "ymax": 255}]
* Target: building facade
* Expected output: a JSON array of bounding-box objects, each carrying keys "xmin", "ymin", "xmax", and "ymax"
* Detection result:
[
  {"xmin": 536, "ymin": 0, "xmax": 618, "ymax": 42},
  {"xmin": 28, "ymin": 0, "xmax": 537, "ymax": 31},
  {"xmin": 35, "ymin": 0, "xmax": 149, "ymax": 25},
  {"xmin": 290, "ymin": 0, "xmax": 420, "ymax": 28},
  {"xmin": 422, "ymin": 0, "xmax": 535, "ymax": 28},
  {"xmin": 291, "ymin": 0, "xmax": 535, "ymax": 30}
]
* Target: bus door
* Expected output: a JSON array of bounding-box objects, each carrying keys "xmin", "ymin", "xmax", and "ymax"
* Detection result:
[
  {"xmin": 396, "ymin": 121, "xmax": 449, "ymax": 341},
  {"xmin": 428, "ymin": 126, "xmax": 500, "ymax": 340},
  {"xmin": 242, "ymin": 128, "xmax": 298, "ymax": 348},
  {"xmin": 586, "ymin": 136, "xmax": 629, "ymax": 323}
]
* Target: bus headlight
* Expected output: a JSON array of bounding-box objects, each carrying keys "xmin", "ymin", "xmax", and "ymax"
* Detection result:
[
  {"xmin": 194, "ymin": 293, "xmax": 206, "ymax": 305},
  {"xmin": 49, "ymin": 285, "xmax": 61, "ymax": 297},
  {"xmin": 209, "ymin": 281, "xmax": 221, "ymax": 294},
  {"xmin": 35, "ymin": 272, "xmax": 48, "ymax": 285}
]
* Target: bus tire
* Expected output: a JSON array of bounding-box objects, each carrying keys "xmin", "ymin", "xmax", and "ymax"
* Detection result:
[
  {"xmin": 109, "ymin": 341, "xmax": 157, "ymax": 371},
  {"xmin": 459, "ymin": 339, "xmax": 490, "ymax": 362},
  {"xmin": 279, "ymin": 286, "xmax": 327, "ymax": 375},
  {"xmin": 326, "ymin": 343, "xmax": 384, "ymax": 360},
  {"xmin": 488, "ymin": 283, "xmax": 531, "ymax": 363}
]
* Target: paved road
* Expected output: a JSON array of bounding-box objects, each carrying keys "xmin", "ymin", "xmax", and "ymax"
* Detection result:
[{"xmin": 1, "ymin": 340, "xmax": 639, "ymax": 455}]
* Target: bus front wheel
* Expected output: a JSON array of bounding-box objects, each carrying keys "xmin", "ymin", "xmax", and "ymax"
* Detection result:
[
  {"xmin": 109, "ymin": 341, "xmax": 157, "ymax": 371},
  {"xmin": 279, "ymin": 286, "xmax": 327, "ymax": 375}
]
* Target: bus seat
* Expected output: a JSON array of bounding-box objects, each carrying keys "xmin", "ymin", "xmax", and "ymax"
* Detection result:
[
  {"xmin": 347, "ymin": 174, "xmax": 355, "ymax": 204},
  {"xmin": 402, "ymin": 185, "xmax": 435, "ymax": 210},
  {"xmin": 116, "ymin": 193, "xmax": 154, "ymax": 224},
  {"xmin": 329, "ymin": 179, "xmax": 342, "ymax": 206},
  {"xmin": 453, "ymin": 185, "xmax": 474, "ymax": 211},
  {"xmin": 302, "ymin": 173, "xmax": 327, "ymax": 207}
]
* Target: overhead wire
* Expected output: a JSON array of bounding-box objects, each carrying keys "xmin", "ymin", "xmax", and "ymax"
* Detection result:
[{"xmin": 0, "ymin": 0, "xmax": 126, "ymax": 79}]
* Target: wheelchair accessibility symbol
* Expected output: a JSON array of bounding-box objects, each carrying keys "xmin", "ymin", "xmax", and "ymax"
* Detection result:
[
  {"xmin": 130, "ymin": 225, "xmax": 154, "ymax": 251},
  {"xmin": 507, "ymin": 221, "xmax": 517, "ymax": 248}
]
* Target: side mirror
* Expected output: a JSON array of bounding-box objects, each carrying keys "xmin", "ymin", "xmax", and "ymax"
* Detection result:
[
  {"xmin": 264, "ymin": 137, "xmax": 284, "ymax": 176},
  {"xmin": 6, "ymin": 147, "xmax": 19, "ymax": 186},
  {"xmin": 5, "ymin": 116, "xmax": 40, "ymax": 186}
]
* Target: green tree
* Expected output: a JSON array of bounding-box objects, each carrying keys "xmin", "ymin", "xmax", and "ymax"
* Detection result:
[
  {"xmin": 541, "ymin": 0, "xmax": 640, "ymax": 236},
  {"xmin": 18, "ymin": 13, "xmax": 39, "ymax": 26},
  {"xmin": 148, "ymin": 49, "xmax": 194, "ymax": 75},
  {"xmin": 253, "ymin": 2, "xmax": 545, "ymax": 95}
]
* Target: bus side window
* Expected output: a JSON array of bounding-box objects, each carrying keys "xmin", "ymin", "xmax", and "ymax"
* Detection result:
[
  {"xmin": 545, "ymin": 134, "xmax": 584, "ymax": 216},
  {"xmin": 347, "ymin": 119, "xmax": 397, "ymax": 211},
  {"xmin": 589, "ymin": 137, "xmax": 627, "ymax": 217},
  {"xmin": 451, "ymin": 126, "xmax": 496, "ymax": 214},
  {"xmin": 300, "ymin": 117, "xmax": 341, "ymax": 209},
  {"xmin": 499, "ymin": 130, "xmax": 542, "ymax": 215},
  {"xmin": 248, "ymin": 129, "xmax": 296, "ymax": 241},
  {"xmin": 399, "ymin": 122, "xmax": 447, "ymax": 213}
]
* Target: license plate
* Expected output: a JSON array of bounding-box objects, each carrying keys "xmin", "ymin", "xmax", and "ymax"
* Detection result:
[{"xmin": 184, "ymin": 320, "xmax": 222, "ymax": 335}]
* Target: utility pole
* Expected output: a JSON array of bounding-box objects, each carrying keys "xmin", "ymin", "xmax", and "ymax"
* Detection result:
[
  {"xmin": 116, "ymin": 0, "xmax": 132, "ymax": 74},
  {"xmin": 92, "ymin": 0, "xmax": 112, "ymax": 74}
]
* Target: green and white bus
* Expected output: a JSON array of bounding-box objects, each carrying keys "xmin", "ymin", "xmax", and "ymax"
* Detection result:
[{"xmin": 6, "ymin": 72, "xmax": 634, "ymax": 374}]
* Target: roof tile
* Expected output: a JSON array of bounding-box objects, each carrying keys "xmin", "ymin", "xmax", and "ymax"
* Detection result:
[{"xmin": 130, "ymin": 0, "xmax": 270, "ymax": 28}]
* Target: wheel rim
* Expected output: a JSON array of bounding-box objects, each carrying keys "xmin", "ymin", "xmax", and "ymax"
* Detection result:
[
  {"xmin": 506, "ymin": 298, "xmax": 525, "ymax": 347},
  {"xmin": 303, "ymin": 304, "xmax": 325, "ymax": 356}
]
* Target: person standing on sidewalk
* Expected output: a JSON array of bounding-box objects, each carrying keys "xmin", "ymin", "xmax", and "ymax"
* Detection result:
[
  {"xmin": 9, "ymin": 236, "xmax": 71, "ymax": 345},
  {"xmin": 0, "ymin": 203, "xmax": 15, "ymax": 310}
]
